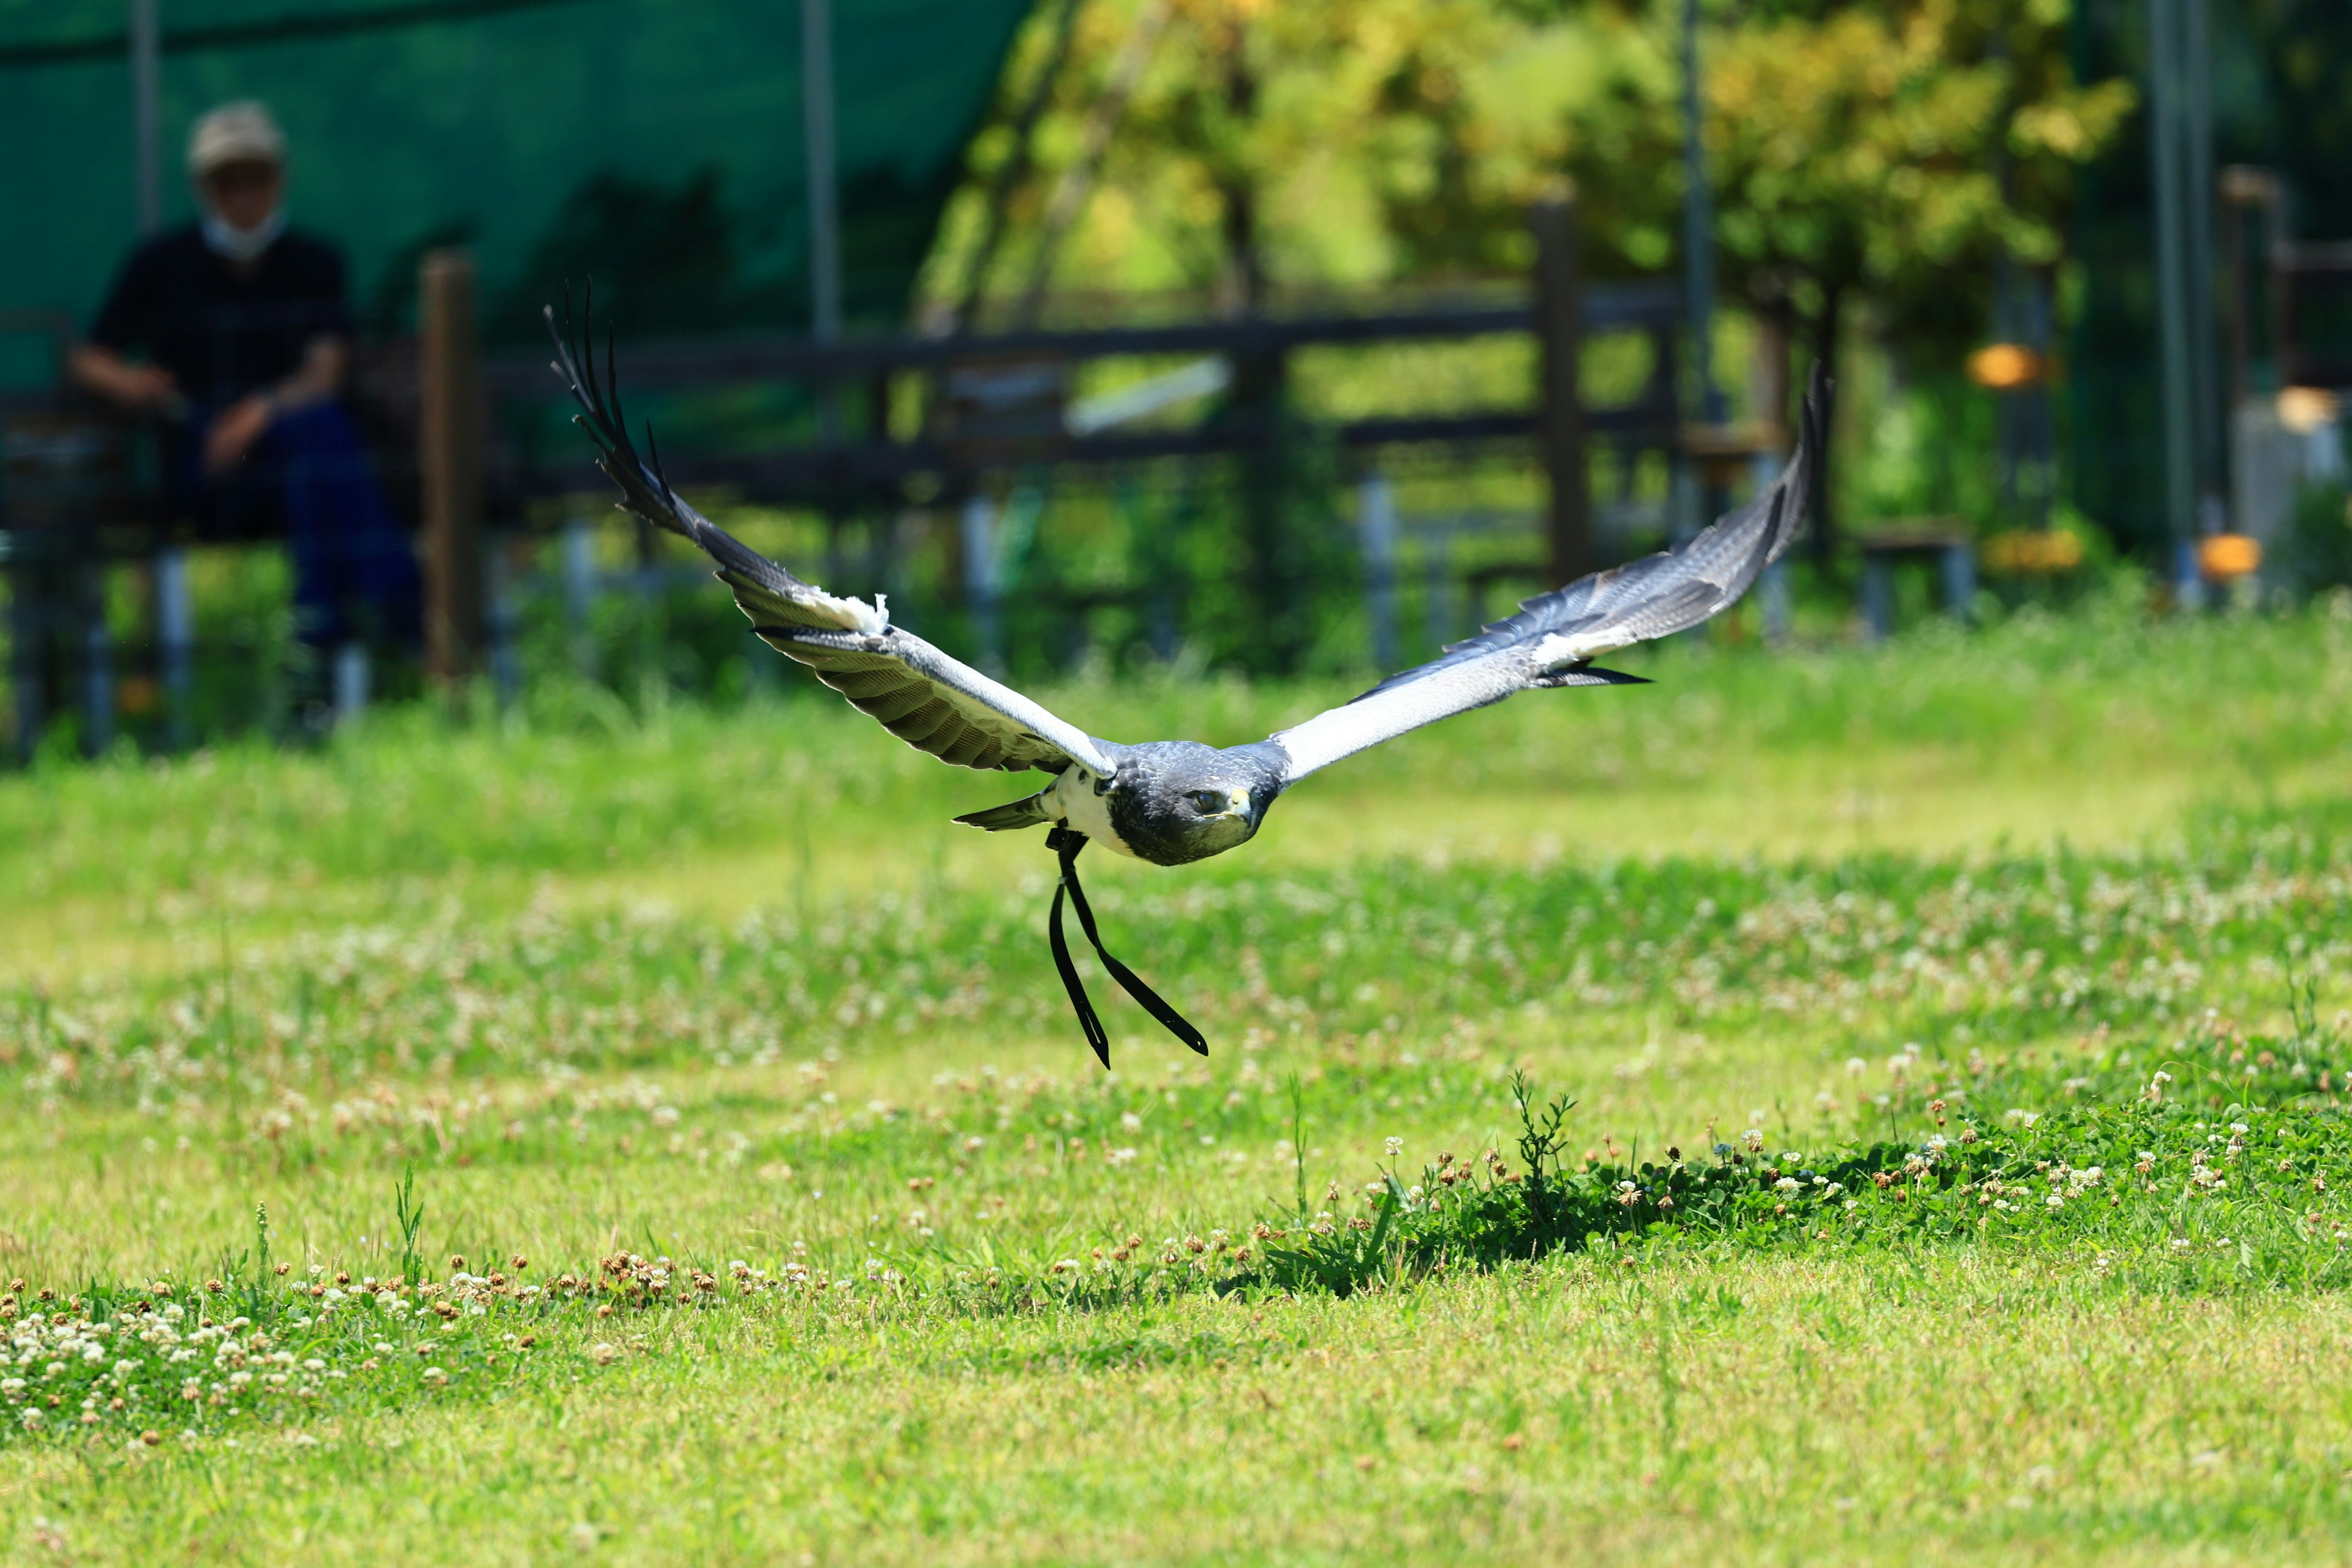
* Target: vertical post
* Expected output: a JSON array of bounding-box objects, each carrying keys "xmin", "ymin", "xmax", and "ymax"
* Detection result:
[
  {"xmin": 1423, "ymin": 530, "xmax": 1455, "ymax": 652},
  {"xmin": 1861, "ymin": 552, "xmax": 1894, "ymax": 642},
  {"xmin": 562, "ymin": 514, "xmax": 598, "ymax": 680},
  {"xmin": 332, "ymin": 641, "xmax": 370, "ymax": 723},
  {"xmin": 418, "ymin": 250, "xmax": 484, "ymax": 684},
  {"xmin": 485, "ymin": 537, "xmax": 519, "ymax": 708},
  {"xmin": 79, "ymin": 558, "xmax": 116, "ymax": 756},
  {"xmin": 129, "ymin": 0, "xmax": 161, "ymax": 235},
  {"xmin": 1750, "ymin": 313, "xmax": 1793, "ymax": 644},
  {"xmin": 960, "ymin": 492, "xmax": 1002, "ymax": 674},
  {"xmin": 2148, "ymin": 0, "xmax": 2198, "ymax": 595},
  {"xmin": 1358, "ymin": 469, "xmax": 1398, "ymax": 673},
  {"xmin": 1531, "ymin": 198, "xmax": 1591, "ymax": 585},
  {"xmin": 7, "ymin": 564, "xmax": 42, "ymax": 764},
  {"xmin": 1940, "ymin": 541, "xmax": 1977, "ymax": 622},
  {"xmin": 1679, "ymin": 0, "xmax": 1722, "ymax": 427},
  {"xmin": 2182, "ymin": 0, "xmax": 2223, "ymax": 540},
  {"xmin": 802, "ymin": 0, "xmax": 842, "ymax": 345},
  {"xmin": 156, "ymin": 544, "xmax": 193, "ymax": 748}
]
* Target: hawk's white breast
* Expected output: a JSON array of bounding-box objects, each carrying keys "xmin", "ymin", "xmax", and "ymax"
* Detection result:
[{"xmin": 1048, "ymin": 769, "xmax": 1136, "ymax": 857}]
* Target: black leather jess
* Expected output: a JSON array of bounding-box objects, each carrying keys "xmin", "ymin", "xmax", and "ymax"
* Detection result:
[{"xmin": 1045, "ymin": 827, "xmax": 1207, "ymax": 1066}]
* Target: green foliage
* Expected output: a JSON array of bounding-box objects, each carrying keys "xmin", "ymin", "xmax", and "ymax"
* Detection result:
[
  {"xmin": 2275, "ymin": 483, "xmax": 2352, "ymax": 600},
  {"xmin": 1252, "ymin": 1001, "xmax": 2352, "ymax": 1297},
  {"xmin": 0, "ymin": 605, "xmax": 2349, "ymax": 1557}
]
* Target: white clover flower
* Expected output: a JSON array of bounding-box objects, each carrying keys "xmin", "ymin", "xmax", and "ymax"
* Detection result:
[
  {"xmin": 1845, "ymin": 1057, "xmax": 1867, "ymax": 1077},
  {"xmin": 1384, "ymin": 1136, "xmax": 1404, "ymax": 1158},
  {"xmin": 1775, "ymin": 1177, "xmax": 1801, "ymax": 1193}
]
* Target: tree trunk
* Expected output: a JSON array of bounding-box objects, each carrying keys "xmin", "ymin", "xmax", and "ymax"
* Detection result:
[
  {"xmin": 1211, "ymin": 19, "xmax": 1296, "ymax": 671},
  {"xmin": 1806, "ymin": 279, "xmax": 1844, "ymax": 568}
]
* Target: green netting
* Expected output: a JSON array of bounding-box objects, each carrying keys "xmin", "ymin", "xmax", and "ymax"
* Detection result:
[
  {"xmin": 2066, "ymin": 0, "xmax": 2352, "ymax": 555},
  {"xmin": 0, "ymin": 0, "xmax": 1030, "ymax": 386}
]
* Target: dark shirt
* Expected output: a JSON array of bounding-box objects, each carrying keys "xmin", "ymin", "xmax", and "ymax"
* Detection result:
[{"xmin": 89, "ymin": 224, "xmax": 352, "ymax": 408}]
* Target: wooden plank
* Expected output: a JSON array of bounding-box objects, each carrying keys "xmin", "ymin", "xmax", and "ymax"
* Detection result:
[
  {"xmin": 1531, "ymin": 198, "xmax": 1592, "ymax": 584},
  {"xmin": 498, "ymin": 405, "xmax": 1679, "ymax": 507},
  {"xmin": 486, "ymin": 285, "xmax": 1681, "ymax": 396},
  {"xmin": 418, "ymin": 249, "xmax": 484, "ymax": 683}
]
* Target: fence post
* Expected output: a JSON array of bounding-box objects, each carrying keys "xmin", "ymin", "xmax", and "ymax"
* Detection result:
[
  {"xmin": 156, "ymin": 545, "xmax": 194, "ymax": 748},
  {"xmin": 1532, "ymin": 198, "xmax": 1591, "ymax": 586},
  {"xmin": 960, "ymin": 492, "xmax": 1003, "ymax": 673},
  {"xmin": 1422, "ymin": 528, "xmax": 1455, "ymax": 651},
  {"xmin": 9, "ymin": 562, "xmax": 45, "ymax": 763},
  {"xmin": 1358, "ymin": 469, "xmax": 1398, "ymax": 673},
  {"xmin": 78, "ymin": 557, "xmax": 114, "ymax": 756},
  {"xmin": 333, "ymin": 641, "xmax": 371, "ymax": 723},
  {"xmin": 562, "ymin": 514, "xmax": 598, "ymax": 680},
  {"xmin": 418, "ymin": 249, "xmax": 485, "ymax": 686},
  {"xmin": 485, "ymin": 537, "xmax": 520, "ymax": 707}
]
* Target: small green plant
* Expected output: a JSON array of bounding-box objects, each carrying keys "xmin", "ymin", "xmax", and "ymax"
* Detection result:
[
  {"xmin": 395, "ymin": 1164, "xmax": 426, "ymax": 1290},
  {"xmin": 1510, "ymin": 1070, "xmax": 1577, "ymax": 1235}
]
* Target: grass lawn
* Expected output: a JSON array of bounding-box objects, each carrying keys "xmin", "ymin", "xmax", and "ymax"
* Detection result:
[{"xmin": 2, "ymin": 600, "xmax": 2351, "ymax": 1563}]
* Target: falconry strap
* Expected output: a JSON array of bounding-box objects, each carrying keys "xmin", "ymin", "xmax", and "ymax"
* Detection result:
[{"xmin": 1046, "ymin": 827, "xmax": 1208, "ymax": 1066}]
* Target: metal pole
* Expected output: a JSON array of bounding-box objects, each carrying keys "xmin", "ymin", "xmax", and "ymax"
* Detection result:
[
  {"xmin": 1358, "ymin": 470, "xmax": 1398, "ymax": 673},
  {"xmin": 130, "ymin": 0, "xmax": 161, "ymax": 234},
  {"xmin": 1679, "ymin": 0, "xmax": 1722, "ymax": 426},
  {"xmin": 10, "ymin": 563, "xmax": 47, "ymax": 765},
  {"xmin": 801, "ymin": 0, "xmax": 842, "ymax": 345},
  {"xmin": 562, "ymin": 516, "xmax": 598, "ymax": 681},
  {"xmin": 157, "ymin": 545, "xmax": 193, "ymax": 748},
  {"xmin": 2182, "ymin": 0, "xmax": 2223, "ymax": 537},
  {"xmin": 2148, "ymin": 0, "xmax": 2198, "ymax": 589},
  {"xmin": 80, "ymin": 559, "xmax": 116, "ymax": 756},
  {"xmin": 1531, "ymin": 198, "xmax": 1593, "ymax": 584},
  {"xmin": 960, "ymin": 493, "xmax": 1002, "ymax": 674},
  {"xmin": 332, "ymin": 641, "xmax": 370, "ymax": 725}
]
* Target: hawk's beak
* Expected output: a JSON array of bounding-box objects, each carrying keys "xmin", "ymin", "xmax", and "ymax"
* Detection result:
[{"xmin": 1226, "ymin": 786, "xmax": 1253, "ymax": 822}]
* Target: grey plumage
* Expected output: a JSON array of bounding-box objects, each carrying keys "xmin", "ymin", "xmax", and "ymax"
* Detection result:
[{"xmin": 549, "ymin": 302, "xmax": 1828, "ymax": 1057}]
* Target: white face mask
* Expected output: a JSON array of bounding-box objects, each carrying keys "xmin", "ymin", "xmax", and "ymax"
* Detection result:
[{"xmin": 200, "ymin": 208, "xmax": 285, "ymax": 264}]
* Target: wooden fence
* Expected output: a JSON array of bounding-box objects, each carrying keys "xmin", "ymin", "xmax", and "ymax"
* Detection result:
[{"xmin": 2, "ymin": 198, "xmax": 1713, "ymax": 758}]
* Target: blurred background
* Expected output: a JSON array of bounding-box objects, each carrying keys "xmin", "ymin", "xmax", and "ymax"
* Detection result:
[{"xmin": 1, "ymin": 0, "xmax": 2348, "ymax": 756}]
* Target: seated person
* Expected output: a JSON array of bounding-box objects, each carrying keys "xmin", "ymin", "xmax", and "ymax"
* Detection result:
[{"xmin": 70, "ymin": 99, "xmax": 419, "ymax": 670}]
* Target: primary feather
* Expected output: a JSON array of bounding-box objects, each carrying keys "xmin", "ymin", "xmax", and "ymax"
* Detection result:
[
  {"xmin": 545, "ymin": 299, "xmax": 1117, "ymax": 780},
  {"xmin": 1263, "ymin": 362, "xmax": 1830, "ymax": 782}
]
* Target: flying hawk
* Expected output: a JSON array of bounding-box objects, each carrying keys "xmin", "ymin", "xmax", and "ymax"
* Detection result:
[{"xmin": 548, "ymin": 305, "xmax": 1828, "ymax": 1065}]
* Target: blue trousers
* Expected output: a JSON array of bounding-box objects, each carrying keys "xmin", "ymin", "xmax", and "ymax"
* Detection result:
[{"xmin": 172, "ymin": 400, "xmax": 421, "ymax": 652}]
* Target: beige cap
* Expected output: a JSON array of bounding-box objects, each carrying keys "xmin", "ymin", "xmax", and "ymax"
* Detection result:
[{"xmin": 187, "ymin": 100, "xmax": 286, "ymax": 176}]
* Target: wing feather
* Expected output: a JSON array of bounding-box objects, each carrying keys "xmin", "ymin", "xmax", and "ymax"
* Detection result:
[
  {"xmin": 546, "ymin": 298, "xmax": 1117, "ymax": 779},
  {"xmin": 1268, "ymin": 364, "xmax": 1830, "ymax": 783}
]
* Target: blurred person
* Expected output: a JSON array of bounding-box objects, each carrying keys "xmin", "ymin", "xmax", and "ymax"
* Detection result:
[{"xmin": 70, "ymin": 99, "xmax": 419, "ymax": 700}]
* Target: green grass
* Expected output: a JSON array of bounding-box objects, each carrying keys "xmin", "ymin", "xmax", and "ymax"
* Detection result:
[{"xmin": 3, "ymin": 601, "xmax": 2352, "ymax": 1563}]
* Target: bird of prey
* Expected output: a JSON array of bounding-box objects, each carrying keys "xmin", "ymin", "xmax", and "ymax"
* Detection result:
[{"xmin": 548, "ymin": 304, "xmax": 1828, "ymax": 1066}]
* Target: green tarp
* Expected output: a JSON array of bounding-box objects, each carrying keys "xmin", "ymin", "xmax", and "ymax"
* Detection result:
[{"xmin": 0, "ymin": 0, "xmax": 1030, "ymax": 386}]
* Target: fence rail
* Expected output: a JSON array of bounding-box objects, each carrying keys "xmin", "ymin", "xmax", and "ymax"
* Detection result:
[{"xmin": 2, "ymin": 199, "xmax": 1722, "ymax": 759}]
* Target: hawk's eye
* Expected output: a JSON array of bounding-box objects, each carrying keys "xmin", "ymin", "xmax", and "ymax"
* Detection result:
[{"xmin": 1186, "ymin": 790, "xmax": 1227, "ymax": 813}]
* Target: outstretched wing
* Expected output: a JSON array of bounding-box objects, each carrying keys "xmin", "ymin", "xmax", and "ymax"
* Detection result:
[
  {"xmin": 546, "ymin": 298, "xmax": 1115, "ymax": 778},
  {"xmin": 1264, "ymin": 364, "xmax": 1831, "ymax": 784}
]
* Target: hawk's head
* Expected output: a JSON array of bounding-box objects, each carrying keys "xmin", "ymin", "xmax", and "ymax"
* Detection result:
[{"xmin": 1108, "ymin": 742, "xmax": 1286, "ymax": 867}]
